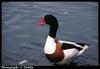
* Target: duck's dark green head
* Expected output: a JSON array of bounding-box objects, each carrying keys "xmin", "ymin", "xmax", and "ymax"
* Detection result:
[
  {"xmin": 40, "ymin": 14, "xmax": 58, "ymax": 27},
  {"xmin": 40, "ymin": 14, "xmax": 59, "ymax": 38}
]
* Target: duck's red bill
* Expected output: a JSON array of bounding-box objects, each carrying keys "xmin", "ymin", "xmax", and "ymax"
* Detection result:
[{"xmin": 39, "ymin": 17, "xmax": 46, "ymax": 25}]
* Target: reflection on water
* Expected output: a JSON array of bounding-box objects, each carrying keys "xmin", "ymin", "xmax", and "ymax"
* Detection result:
[{"xmin": 52, "ymin": 61, "xmax": 92, "ymax": 66}]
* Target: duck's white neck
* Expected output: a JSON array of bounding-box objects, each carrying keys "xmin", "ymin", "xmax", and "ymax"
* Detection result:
[{"xmin": 44, "ymin": 36, "xmax": 56, "ymax": 54}]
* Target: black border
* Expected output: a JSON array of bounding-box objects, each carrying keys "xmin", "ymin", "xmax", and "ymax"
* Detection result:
[{"xmin": 1, "ymin": 0, "xmax": 99, "ymax": 2}]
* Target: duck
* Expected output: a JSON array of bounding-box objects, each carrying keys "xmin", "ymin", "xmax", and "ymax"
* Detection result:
[{"xmin": 39, "ymin": 14, "xmax": 89, "ymax": 65}]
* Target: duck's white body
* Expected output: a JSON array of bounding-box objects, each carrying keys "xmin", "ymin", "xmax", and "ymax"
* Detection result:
[{"xmin": 44, "ymin": 35, "xmax": 88, "ymax": 64}]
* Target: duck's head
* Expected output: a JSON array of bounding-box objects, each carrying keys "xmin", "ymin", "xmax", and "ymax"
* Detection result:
[
  {"xmin": 39, "ymin": 14, "xmax": 59, "ymax": 38},
  {"xmin": 39, "ymin": 14, "xmax": 59, "ymax": 27}
]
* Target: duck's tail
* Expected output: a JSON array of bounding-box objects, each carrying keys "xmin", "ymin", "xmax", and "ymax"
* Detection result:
[{"xmin": 75, "ymin": 42, "xmax": 90, "ymax": 56}]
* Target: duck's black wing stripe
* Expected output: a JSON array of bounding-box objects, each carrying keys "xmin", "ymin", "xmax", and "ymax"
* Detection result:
[
  {"xmin": 61, "ymin": 43, "xmax": 82, "ymax": 51},
  {"xmin": 76, "ymin": 43, "xmax": 90, "ymax": 46}
]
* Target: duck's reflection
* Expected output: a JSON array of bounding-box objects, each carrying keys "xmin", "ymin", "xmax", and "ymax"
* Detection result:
[
  {"xmin": 52, "ymin": 61, "xmax": 91, "ymax": 66},
  {"xmin": 52, "ymin": 62, "xmax": 79, "ymax": 66}
]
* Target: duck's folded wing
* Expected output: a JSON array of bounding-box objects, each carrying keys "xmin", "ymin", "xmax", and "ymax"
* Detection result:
[
  {"xmin": 61, "ymin": 43, "xmax": 82, "ymax": 51},
  {"xmin": 58, "ymin": 40, "xmax": 89, "ymax": 51}
]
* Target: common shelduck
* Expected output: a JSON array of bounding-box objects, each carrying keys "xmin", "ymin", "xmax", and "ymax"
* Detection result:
[{"xmin": 39, "ymin": 14, "xmax": 89, "ymax": 65}]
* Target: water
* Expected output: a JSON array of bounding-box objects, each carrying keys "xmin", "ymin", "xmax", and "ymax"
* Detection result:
[{"xmin": 2, "ymin": 2, "xmax": 98, "ymax": 66}]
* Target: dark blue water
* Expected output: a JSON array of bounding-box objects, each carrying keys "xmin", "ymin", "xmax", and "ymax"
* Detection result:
[{"xmin": 2, "ymin": 2, "xmax": 98, "ymax": 66}]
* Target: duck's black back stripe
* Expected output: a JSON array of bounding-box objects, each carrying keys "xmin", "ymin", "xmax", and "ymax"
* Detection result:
[
  {"xmin": 61, "ymin": 43, "xmax": 82, "ymax": 51},
  {"xmin": 76, "ymin": 43, "xmax": 90, "ymax": 46},
  {"xmin": 76, "ymin": 43, "xmax": 85, "ymax": 46}
]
